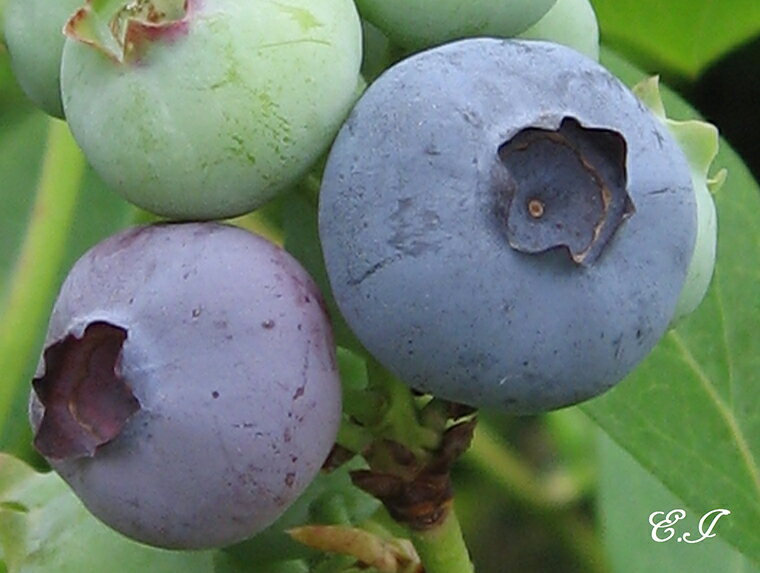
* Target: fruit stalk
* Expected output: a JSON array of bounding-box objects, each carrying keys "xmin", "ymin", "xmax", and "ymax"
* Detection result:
[
  {"xmin": 408, "ymin": 506, "xmax": 474, "ymax": 573},
  {"xmin": 0, "ymin": 118, "xmax": 84, "ymax": 429},
  {"xmin": 343, "ymin": 361, "xmax": 477, "ymax": 571}
]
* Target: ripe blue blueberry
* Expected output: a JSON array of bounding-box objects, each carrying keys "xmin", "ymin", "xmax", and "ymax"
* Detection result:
[
  {"xmin": 319, "ymin": 39, "xmax": 697, "ymax": 413},
  {"xmin": 29, "ymin": 223, "xmax": 342, "ymax": 549}
]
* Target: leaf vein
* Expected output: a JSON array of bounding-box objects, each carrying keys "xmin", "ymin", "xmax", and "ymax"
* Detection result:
[{"xmin": 670, "ymin": 331, "xmax": 760, "ymax": 499}]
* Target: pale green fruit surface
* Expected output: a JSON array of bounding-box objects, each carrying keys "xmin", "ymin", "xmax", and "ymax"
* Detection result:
[
  {"xmin": 634, "ymin": 76, "xmax": 724, "ymax": 326},
  {"xmin": 355, "ymin": 0, "xmax": 556, "ymax": 51},
  {"xmin": 61, "ymin": 0, "xmax": 362, "ymax": 220},
  {"xmin": 518, "ymin": 0, "xmax": 599, "ymax": 61},
  {"xmin": 4, "ymin": 0, "xmax": 81, "ymax": 117}
]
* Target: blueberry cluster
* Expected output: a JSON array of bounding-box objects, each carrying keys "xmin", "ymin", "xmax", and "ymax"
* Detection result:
[{"xmin": 4, "ymin": 0, "xmax": 712, "ymax": 551}]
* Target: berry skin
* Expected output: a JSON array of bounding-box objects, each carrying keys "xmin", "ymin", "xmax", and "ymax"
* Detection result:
[
  {"xmin": 3, "ymin": 0, "xmax": 81, "ymax": 117},
  {"xmin": 29, "ymin": 223, "xmax": 342, "ymax": 549},
  {"xmin": 632, "ymin": 76, "xmax": 723, "ymax": 326},
  {"xmin": 60, "ymin": 0, "xmax": 362, "ymax": 220},
  {"xmin": 354, "ymin": 0, "xmax": 556, "ymax": 51},
  {"xmin": 517, "ymin": 0, "xmax": 600, "ymax": 61},
  {"xmin": 319, "ymin": 39, "xmax": 697, "ymax": 413}
]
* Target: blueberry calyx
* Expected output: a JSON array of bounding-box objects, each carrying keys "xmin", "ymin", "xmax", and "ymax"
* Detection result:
[
  {"xmin": 32, "ymin": 321, "xmax": 139, "ymax": 460},
  {"xmin": 65, "ymin": 0, "xmax": 191, "ymax": 64},
  {"xmin": 497, "ymin": 116, "xmax": 635, "ymax": 265}
]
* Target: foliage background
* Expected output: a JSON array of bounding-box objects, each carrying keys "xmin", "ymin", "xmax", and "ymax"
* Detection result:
[{"xmin": 1, "ymin": 0, "xmax": 759, "ymax": 571}]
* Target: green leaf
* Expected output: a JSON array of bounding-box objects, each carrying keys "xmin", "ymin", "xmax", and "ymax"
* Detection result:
[
  {"xmin": 584, "ymin": 50, "xmax": 760, "ymax": 566},
  {"xmin": 0, "ymin": 453, "xmax": 215, "ymax": 572},
  {"xmin": 598, "ymin": 431, "xmax": 759, "ymax": 572},
  {"xmin": 590, "ymin": 0, "xmax": 760, "ymax": 79}
]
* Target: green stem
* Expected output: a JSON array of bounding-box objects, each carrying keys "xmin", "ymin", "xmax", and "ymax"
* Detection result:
[
  {"xmin": 366, "ymin": 358, "xmax": 440, "ymax": 454},
  {"xmin": 336, "ymin": 418, "xmax": 373, "ymax": 453},
  {"xmin": 0, "ymin": 118, "xmax": 85, "ymax": 428},
  {"xmin": 409, "ymin": 506, "xmax": 474, "ymax": 573}
]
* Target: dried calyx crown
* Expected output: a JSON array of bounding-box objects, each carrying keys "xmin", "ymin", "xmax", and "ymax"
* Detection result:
[
  {"xmin": 497, "ymin": 116, "xmax": 634, "ymax": 266},
  {"xmin": 64, "ymin": 0, "xmax": 190, "ymax": 64}
]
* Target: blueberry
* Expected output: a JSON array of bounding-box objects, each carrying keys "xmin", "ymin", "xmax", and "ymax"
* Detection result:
[
  {"xmin": 517, "ymin": 0, "xmax": 600, "ymax": 61},
  {"xmin": 59, "ymin": 0, "xmax": 362, "ymax": 220},
  {"xmin": 355, "ymin": 0, "xmax": 556, "ymax": 51},
  {"xmin": 318, "ymin": 39, "xmax": 697, "ymax": 413},
  {"xmin": 29, "ymin": 223, "xmax": 342, "ymax": 549},
  {"xmin": 3, "ymin": 0, "xmax": 81, "ymax": 117}
]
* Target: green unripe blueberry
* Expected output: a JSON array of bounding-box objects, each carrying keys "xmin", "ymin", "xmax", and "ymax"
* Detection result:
[
  {"xmin": 634, "ymin": 77, "xmax": 724, "ymax": 325},
  {"xmin": 518, "ymin": 0, "xmax": 599, "ymax": 61},
  {"xmin": 676, "ymin": 172, "xmax": 718, "ymax": 320},
  {"xmin": 354, "ymin": 0, "xmax": 556, "ymax": 51},
  {"xmin": 61, "ymin": 0, "xmax": 363, "ymax": 220},
  {"xmin": 669, "ymin": 134, "xmax": 721, "ymax": 325},
  {"xmin": 4, "ymin": 0, "xmax": 81, "ymax": 117}
]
